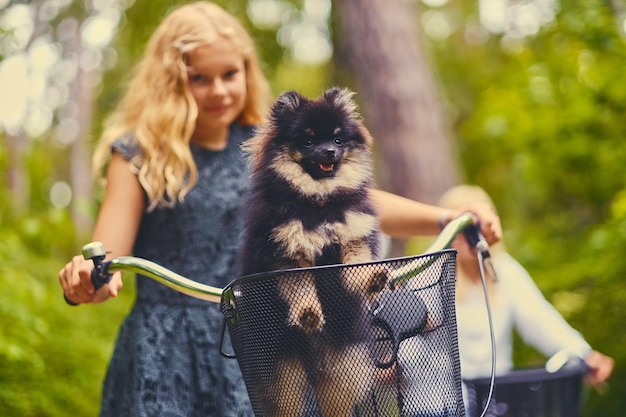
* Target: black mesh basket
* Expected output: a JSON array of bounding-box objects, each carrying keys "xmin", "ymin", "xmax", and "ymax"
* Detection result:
[
  {"xmin": 463, "ymin": 362, "xmax": 587, "ymax": 417},
  {"xmin": 220, "ymin": 249, "xmax": 466, "ymax": 417}
]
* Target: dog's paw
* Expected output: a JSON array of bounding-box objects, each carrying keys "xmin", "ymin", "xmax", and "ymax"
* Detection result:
[
  {"xmin": 279, "ymin": 272, "xmax": 325, "ymax": 334},
  {"xmin": 286, "ymin": 303, "xmax": 326, "ymax": 334},
  {"xmin": 366, "ymin": 269, "xmax": 389, "ymax": 295},
  {"xmin": 341, "ymin": 266, "xmax": 389, "ymax": 301},
  {"xmin": 299, "ymin": 307, "xmax": 325, "ymax": 334}
]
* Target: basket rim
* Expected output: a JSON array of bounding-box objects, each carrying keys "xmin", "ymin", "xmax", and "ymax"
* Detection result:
[
  {"xmin": 225, "ymin": 248, "xmax": 457, "ymax": 292},
  {"xmin": 463, "ymin": 364, "xmax": 587, "ymax": 386}
]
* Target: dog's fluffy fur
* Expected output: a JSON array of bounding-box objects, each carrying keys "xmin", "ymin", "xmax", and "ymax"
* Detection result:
[{"xmin": 239, "ymin": 87, "xmax": 387, "ymax": 417}]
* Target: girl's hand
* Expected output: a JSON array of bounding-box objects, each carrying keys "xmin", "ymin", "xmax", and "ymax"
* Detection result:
[
  {"xmin": 451, "ymin": 201, "xmax": 502, "ymax": 246},
  {"xmin": 584, "ymin": 350, "xmax": 614, "ymax": 390},
  {"xmin": 58, "ymin": 255, "xmax": 123, "ymax": 304}
]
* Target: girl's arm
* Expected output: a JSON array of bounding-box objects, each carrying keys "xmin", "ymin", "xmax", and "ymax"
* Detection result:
[
  {"xmin": 504, "ymin": 253, "xmax": 591, "ymax": 358},
  {"xmin": 504, "ymin": 253, "xmax": 613, "ymax": 387},
  {"xmin": 59, "ymin": 153, "xmax": 145, "ymax": 304},
  {"xmin": 370, "ymin": 188, "xmax": 502, "ymax": 244},
  {"xmin": 92, "ymin": 153, "xmax": 145, "ymax": 258}
]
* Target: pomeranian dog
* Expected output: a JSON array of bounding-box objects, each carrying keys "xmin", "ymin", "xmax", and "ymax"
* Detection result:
[{"xmin": 239, "ymin": 87, "xmax": 387, "ymax": 417}]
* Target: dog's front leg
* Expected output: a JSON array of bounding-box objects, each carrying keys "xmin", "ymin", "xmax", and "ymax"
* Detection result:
[
  {"xmin": 273, "ymin": 222, "xmax": 327, "ymax": 333},
  {"xmin": 278, "ymin": 270, "xmax": 325, "ymax": 334},
  {"xmin": 342, "ymin": 240, "xmax": 389, "ymax": 302}
]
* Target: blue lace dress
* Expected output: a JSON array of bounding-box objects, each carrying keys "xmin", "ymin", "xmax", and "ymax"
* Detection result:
[{"xmin": 100, "ymin": 124, "xmax": 255, "ymax": 417}]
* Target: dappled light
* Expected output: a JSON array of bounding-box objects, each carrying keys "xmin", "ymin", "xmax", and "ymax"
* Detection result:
[
  {"xmin": 0, "ymin": 3, "xmax": 122, "ymax": 138},
  {"xmin": 479, "ymin": 0, "xmax": 557, "ymax": 37},
  {"xmin": 249, "ymin": 0, "xmax": 332, "ymax": 64},
  {"xmin": 50, "ymin": 181, "xmax": 73, "ymax": 209}
]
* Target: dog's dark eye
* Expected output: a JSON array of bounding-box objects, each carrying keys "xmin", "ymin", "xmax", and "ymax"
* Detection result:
[
  {"xmin": 334, "ymin": 138, "xmax": 343, "ymax": 146},
  {"xmin": 303, "ymin": 139, "xmax": 313, "ymax": 148}
]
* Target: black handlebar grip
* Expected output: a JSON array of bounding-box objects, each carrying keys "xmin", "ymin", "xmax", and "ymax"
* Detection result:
[
  {"xmin": 64, "ymin": 293, "xmax": 79, "ymax": 306},
  {"xmin": 463, "ymin": 221, "xmax": 491, "ymax": 259},
  {"xmin": 64, "ymin": 242, "xmax": 112, "ymax": 306}
]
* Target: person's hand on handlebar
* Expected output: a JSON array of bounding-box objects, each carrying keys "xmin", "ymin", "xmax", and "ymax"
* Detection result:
[
  {"xmin": 58, "ymin": 255, "xmax": 123, "ymax": 304},
  {"xmin": 584, "ymin": 349, "xmax": 614, "ymax": 391},
  {"xmin": 445, "ymin": 201, "xmax": 502, "ymax": 246}
]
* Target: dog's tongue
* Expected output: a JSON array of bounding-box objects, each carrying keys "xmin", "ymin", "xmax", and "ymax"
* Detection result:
[{"xmin": 319, "ymin": 163, "xmax": 334, "ymax": 172}]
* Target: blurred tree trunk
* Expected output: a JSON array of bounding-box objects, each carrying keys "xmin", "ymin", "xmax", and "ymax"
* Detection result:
[
  {"xmin": 2, "ymin": 2, "xmax": 45, "ymax": 215},
  {"xmin": 69, "ymin": 71, "xmax": 95, "ymax": 235},
  {"xmin": 64, "ymin": 17, "xmax": 94, "ymax": 235},
  {"xmin": 5, "ymin": 132, "xmax": 28, "ymax": 213},
  {"xmin": 333, "ymin": 0, "xmax": 460, "ymax": 203},
  {"xmin": 333, "ymin": 0, "xmax": 460, "ymax": 255}
]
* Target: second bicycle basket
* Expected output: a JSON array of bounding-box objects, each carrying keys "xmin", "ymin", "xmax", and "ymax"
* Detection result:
[
  {"xmin": 220, "ymin": 249, "xmax": 466, "ymax": 417},
  {"xmin": 463, "ymin": 361, "xmax": 587, "ymax": 417}
]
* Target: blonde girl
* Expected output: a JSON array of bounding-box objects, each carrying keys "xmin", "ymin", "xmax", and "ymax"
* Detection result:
[{"xmin": 60, "ymin": 3, "xmax": 269, "ymax": 415}]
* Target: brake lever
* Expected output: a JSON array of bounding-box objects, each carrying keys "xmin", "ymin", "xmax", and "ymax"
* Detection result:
[{"xmin": 464, "ymin": 221, "xmax": 498, "ymax": 282}]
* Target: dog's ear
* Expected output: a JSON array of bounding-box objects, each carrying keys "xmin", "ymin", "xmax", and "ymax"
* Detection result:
[
  {"xmin": 272, "ymin": 90, "xmax": 304, "ymax": 119},
  {"xmin": 323, "ymin": 87, "xmax": 359, "ymax": 117},
  {"xmin": 324, "ymin": 87, "xmax": 373, "ymax": 147}
]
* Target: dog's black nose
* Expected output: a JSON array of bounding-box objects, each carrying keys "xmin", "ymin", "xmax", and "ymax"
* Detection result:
[{"xmin": 325, "ymin": 149, "xmax": 336, "ymax": 158}]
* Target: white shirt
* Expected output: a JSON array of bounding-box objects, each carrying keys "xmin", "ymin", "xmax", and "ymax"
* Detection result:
[{"xmin": 456, "ymin": 252, "xmax": 591, "ymax": 380}]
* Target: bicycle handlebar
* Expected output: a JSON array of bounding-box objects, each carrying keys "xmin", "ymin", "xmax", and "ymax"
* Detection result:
[{"xmin": 65, "ymin": 212, "xmax": 485, "ymax": 305}]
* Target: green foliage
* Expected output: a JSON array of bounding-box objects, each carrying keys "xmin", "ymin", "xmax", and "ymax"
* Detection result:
[
  {"xmin": 576, "ymin": 193, "xmax": 626, "ymax": 414},
  {"xmin": 421, "ymin": 0, "xmax": 626, "ymax": 414},
  {"xmin": 0, "ymin": 229, "xmax": 134, "ymax": 417},
  {"xmin": 0, "ymin": 134, "xmax": 129, "ymax": 415},
  {"xmin": 272, "ymin": 60, "xmax": 332, "ymax": 97},
  {"xmin": 433, "ymin": 0, "xmax": 626, "ymax": 233}
]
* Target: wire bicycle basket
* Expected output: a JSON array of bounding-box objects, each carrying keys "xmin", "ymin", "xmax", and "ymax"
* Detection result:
[{"xmin": 220, "ymin": 250, "xmax": 465, "ymax": 417}]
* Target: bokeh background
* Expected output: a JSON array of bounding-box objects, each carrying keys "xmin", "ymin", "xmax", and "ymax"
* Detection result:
[{"xmin": 1, "ymin": 0, "xmax": 624, "ymax": 415}]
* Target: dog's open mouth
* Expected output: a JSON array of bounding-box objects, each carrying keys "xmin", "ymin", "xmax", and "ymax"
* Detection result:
[
  {"xmin": 319, "ymin": 162, "xmax": 334, "ymax": 172},
  {"xmin": 304, "ymin": 159, "xmax": 339, "ymax": 179}
]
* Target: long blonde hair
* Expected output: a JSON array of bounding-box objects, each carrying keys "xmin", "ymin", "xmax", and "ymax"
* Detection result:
[
  {"xmin": 437, "ymin": 185, "xmax": 503, "ymax": 301},
  {"xmin": 93, "ymin": 1, "xmax": 272, "ymax": 211}
]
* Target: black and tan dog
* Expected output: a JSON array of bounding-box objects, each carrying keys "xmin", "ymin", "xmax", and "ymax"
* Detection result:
[{"xmin": 239, "ymin": 87, "xmax": 388, "ymax": 417}]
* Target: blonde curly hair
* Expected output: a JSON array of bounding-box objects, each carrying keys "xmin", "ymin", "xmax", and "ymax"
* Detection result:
[{"xmin": 93, "ymin": 2, "xmax": 271, "ymax": 211}]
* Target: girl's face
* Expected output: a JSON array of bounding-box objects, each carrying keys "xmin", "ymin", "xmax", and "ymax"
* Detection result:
[{"xmin": 186, "ymin": 38, "xmax": 247, "ymax": 148}]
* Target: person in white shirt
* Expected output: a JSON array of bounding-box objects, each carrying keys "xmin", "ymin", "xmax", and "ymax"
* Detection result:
[{"xmin": 438, "ymin": 184, "xmax": 613, "ymax": 387}]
